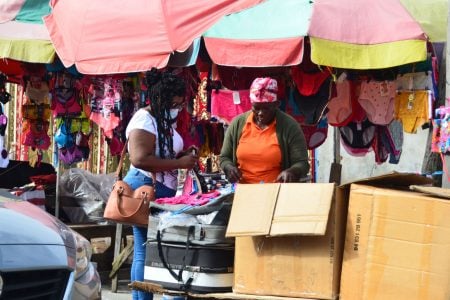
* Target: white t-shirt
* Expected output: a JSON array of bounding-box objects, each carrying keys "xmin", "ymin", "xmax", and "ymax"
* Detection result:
[{"xmin": 125, "ymin": 109, "xmax": 183, "ymax": 190}]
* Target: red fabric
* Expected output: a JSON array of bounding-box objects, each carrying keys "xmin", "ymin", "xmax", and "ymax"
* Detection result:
[{"xmin": 30, "ymin": 173, "xmax": 57, "ymax": 185}]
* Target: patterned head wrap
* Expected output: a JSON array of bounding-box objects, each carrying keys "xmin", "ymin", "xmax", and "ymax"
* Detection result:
[{"xmin": 249, "ymin": 77, "xmax": 278, "ymax": 103}]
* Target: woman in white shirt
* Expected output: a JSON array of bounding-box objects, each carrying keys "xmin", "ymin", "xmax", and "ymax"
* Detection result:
[{"xmin": 125, "ymin": 68, "xmax": 197, "ymax": 300}]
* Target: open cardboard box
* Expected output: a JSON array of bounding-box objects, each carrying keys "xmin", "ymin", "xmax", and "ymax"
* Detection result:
[
  {"xmin": 226, "ymin": 182, "xmax": 341, "ymax": 299},
  {"xmin": 225, "ymin": 173, "xmax": 435, "ymax": 300}
]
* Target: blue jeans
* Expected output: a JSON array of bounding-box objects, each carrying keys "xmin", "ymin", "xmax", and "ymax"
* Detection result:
[{"xmin": 123, "ymin": 169, "xmax": 176, "ymax": 300}]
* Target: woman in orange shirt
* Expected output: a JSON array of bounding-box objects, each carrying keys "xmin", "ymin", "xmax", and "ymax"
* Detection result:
[{"xmin": 220, "ymin": 77, "xmax": 309, "ymax": 183}]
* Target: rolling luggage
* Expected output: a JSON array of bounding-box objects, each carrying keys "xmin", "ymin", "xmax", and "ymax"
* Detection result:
[{"xmin": 144, "ymin": 240, "xmax": 234, "ymax": 293}]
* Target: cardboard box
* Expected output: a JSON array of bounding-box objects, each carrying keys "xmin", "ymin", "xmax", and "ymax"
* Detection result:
[
  {"xmin": 226, "ymin": 183, "xmax": 344, "ymax": 299},
  {"xmin": 340, "ymin": 178, "xmax": 450, "ymax": 300}
]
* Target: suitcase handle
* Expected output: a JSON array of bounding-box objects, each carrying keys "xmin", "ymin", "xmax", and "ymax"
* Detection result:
[{"xmin": 156, "ymin": 226, "xmax": 195, "ymax": 290}]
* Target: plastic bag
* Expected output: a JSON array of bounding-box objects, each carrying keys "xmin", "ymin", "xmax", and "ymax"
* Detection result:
[{"xmin": 59, "ymin": 168, "xmax": 115, "ymax": 222}]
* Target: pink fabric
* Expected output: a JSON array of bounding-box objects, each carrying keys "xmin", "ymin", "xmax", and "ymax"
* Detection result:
[
  {"xmin": 156, "ymin": 191, "xmax": 221, "ymax": 206},
  {"xmin": 0, "ymin": 0, "xmax": 26, "ymax": 23},
  {"xmin": 327, "ymin": 80, "xmax": 353, "ymax": 126},
  {"xmin": 308, "ymin": 0, "xmax": 426, "ymax": 43},
  {"xmin": 211, "ymin": 90, "xmax": 252, "ymax": 124},
  {"xmin": 204, "ymin": 37, "xmax": 304, "ymax": 67},
  {"xmin": 358, "ymin": 80, "xmax": 396, "ymax": 125},
  {"xmin": 89, "ymin": 112, "xmax": 120, "ymax": 138},
  {"xmin": 44, "ymin": 0, "xmax": 264, "ymax": 74},
  {"xmin": 250, "ymin": 78, "xmax": 278, "ymax": 103}
]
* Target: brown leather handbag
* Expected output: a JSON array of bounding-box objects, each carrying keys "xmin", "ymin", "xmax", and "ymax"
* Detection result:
[{"xmin": 103, "ymin": 142, "xmax": 156, "ymax": 227}]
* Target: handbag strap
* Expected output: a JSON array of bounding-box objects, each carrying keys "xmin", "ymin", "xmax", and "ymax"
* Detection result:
[{"xmin": 115, "ymin": 139, "xmax": 157, "ymax": 185}]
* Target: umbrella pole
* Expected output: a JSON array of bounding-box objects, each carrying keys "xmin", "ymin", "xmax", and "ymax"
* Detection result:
[{"xmin": 329, "ymin": 127, "xmax": 342, "ymax": 185}]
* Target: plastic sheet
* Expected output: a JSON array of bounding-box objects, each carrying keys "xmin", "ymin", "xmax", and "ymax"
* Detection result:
[{"xmin": 59, "ymin": 168, "xmax": 115, "ymax": 223}]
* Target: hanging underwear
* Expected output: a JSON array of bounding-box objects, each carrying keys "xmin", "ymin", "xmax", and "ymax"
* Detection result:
[
  {"xmin": 394, "ymin": 90, "xmax": 430, "ymax": 133},
  {"xmin": 327, "ymin": 79, "xmax": 353, "ymax": 127},
  {"xmin": 372, "ymin": 126, "xmax": 389, "ymax": 164},
  {"xmin": 210, "ymin": 89, "xmax": 252, "ymax": 124},
  {"xmin": 339, "ymin": 118, "xmax": 376, "ymax": 149},
  {"xmin": 357, "ymin": 80, "xmax": 396, "ymax": 125},
  {"xmin": 380, "ymin": 120, "xmax": 403, "ymax": 164},
  {"xmin": 288, "ymin": 77, "xmax": 331, "ymax": 125},
  {"xmin": 396, "ymin": 72, "xmax": 434, "ymax": 91},
  {"xmin": 396, "ymin": 71, "xmax": 438, "ymax": 101},
  {"xmin": 301, "ymin": 117, "xmax": 328, "ymax": 150},
  {"xmin": 341, "ymin": 138, "xmax": 371, "ymax": 157},
  {"xmin": 291, "ymin": 66, "xmax": 331, "ymax": 96}
]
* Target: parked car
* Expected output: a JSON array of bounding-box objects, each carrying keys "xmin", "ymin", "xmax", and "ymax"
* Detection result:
[{"xmin": 0, "ymin": 189, "xmax": 101, "ymax": 299}]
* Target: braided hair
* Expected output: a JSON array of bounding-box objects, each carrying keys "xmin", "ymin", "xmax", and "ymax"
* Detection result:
[{"xmin": 145, "ymin": 68, "xmax": 186, "ymax": 159}]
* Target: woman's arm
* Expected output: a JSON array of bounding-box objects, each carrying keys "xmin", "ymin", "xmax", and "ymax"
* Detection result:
[{"xmin": 128, "ymin": 129, "xmax": 197, "ymax": 172}]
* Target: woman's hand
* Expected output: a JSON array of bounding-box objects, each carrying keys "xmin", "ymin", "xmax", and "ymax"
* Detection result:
[
  {"xmin": 176, "ymin": 145, "xmax": 199, "ymax": 158},
  {"xmin": 177, "ymin": 152, "xmax": 198, "ymax": 169},
  {"xmin": 276, "ymin": 169, "xmax": 297, "ymax": 183},
  {"xmin": 224, "ymin": 165, "xmax": 242, "ymax": 183}
]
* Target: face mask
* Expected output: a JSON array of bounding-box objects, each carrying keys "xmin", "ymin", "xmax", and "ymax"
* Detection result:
[{"xmin": 169, "ymin": 108, "xmax": 179, "ymax": 120}]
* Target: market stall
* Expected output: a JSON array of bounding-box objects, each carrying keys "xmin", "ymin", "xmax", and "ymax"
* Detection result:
[{"xmin": 1, "ymin": 0, "xmax": 449, "ymax": 299}]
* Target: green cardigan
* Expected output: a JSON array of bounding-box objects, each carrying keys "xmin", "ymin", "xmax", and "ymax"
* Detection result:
[{"xmin": 219, "ymin": 109, "xmax": 310, "ymax": 180}]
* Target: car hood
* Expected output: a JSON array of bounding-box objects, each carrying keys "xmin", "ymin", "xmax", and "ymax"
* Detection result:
[{"xmin": 0, "ymin": 189, "xmax": 73, "ymax": 246}]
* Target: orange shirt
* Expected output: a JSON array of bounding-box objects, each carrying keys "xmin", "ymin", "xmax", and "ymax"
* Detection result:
[{"xmin": 236, "ymin": 112, "xmax": 282, "ymax": 183}]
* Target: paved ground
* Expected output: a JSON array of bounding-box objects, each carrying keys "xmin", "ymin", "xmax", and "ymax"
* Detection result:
[{"xmin": 101, "ymin": 280, "xmax": 166, "ymax": 300}]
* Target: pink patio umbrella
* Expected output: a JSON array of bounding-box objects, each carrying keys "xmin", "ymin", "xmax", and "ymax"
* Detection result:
[
  {"xmin": 44, "ymin": 0, "xmax": 264, "ymax": 75},
  {"xmin": 203, "ymin": 0, "xmax": 444, "ymax": 69},
  {"xmin": 0, "ymin": 0, "xmax": 55, "ymax": 64}
]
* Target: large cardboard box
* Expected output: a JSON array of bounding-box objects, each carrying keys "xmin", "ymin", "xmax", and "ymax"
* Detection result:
[
  {"xmin": 340, "ymin": 179, "xmax": 450, "ymax": 300},
  {"xmin": 226, "ymin": 183, "xmax": 344, "ymax": 300}
]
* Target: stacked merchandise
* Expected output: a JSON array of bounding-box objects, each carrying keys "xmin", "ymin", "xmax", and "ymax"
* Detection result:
[
  {"xmin": 21, "ymin": 72, "xmax": 52, "ymax": 166},
  {"xmin": 144, "ymin": 170, "xmax": 235, "ymax": 293}
]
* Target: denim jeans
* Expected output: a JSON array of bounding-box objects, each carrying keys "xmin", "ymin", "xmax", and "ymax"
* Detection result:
[{"xmin": 123, "ymin": 169, "xmax": 176, "ymax": 300}]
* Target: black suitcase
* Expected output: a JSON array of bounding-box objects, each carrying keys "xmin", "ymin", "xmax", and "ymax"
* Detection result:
[{"xmin": 144, "ymin": 240, "xmax": 234, "ymax": 293}]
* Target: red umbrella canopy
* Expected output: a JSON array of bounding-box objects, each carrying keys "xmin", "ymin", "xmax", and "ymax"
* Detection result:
[{"xmin": 44, "ymin": 0, "xmax": 264, "ymax": 75}]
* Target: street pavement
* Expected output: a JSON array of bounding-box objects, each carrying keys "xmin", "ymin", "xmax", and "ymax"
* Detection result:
[{"xmin": 102, "ymin": 280, "xmax": 165, "ymax": 300}]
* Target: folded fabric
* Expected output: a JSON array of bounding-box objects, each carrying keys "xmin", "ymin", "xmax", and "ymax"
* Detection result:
[{"xmin": 156, "ymin": 190, "xmax": 221, "ymax": 206}]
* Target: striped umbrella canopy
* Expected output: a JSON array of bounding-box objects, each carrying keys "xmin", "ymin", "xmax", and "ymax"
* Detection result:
[
  {"xmin": 203, "ymin": 0, "xmax": 446, "ymax": 69},
  {"xmin": 43, "ymin": 0, "xmax": 264, "ymax": 75},
  {"xmin": 0, "ymin": 0, "xmax": 55, "ymax": 64}
]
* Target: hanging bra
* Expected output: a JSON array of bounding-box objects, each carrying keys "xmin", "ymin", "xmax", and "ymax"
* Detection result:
[
  {"xmin": 22, "ymin": 104, "xmax": 52, "ymax": 120},
  {"xmin": 59, "ymin": 146, "xmax": 83, "ymax": 165},
  {"xmin": 54, "ymin": 119, "xmax": 74, "ymax": 149},
  {"xmin": 52, "ymin": 91, "xmax": 82, "ymax": 117},
  {"xmin": 25, "ymin": 81, "xmax": 50, "ymax": 104},
  {"xmin": 289, "ymin": 77, "xmax": 332, "ymax": 125}
]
